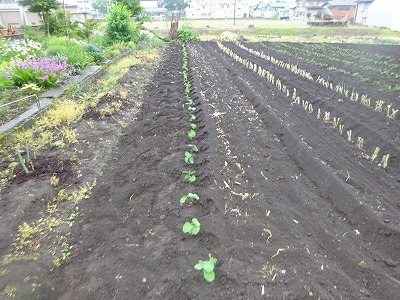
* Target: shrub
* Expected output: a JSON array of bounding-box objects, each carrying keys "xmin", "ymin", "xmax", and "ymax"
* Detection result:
[
  {"xmin": 106, "ymin": 3, "xmax": 138, "ymax": 44},
  {"xmin": 87, "ymin": 51, "xmax": 106, "ymax": 63},
  {"xmin": 178, "ymin": 26, "xmax": 198, "ymax": 42}
]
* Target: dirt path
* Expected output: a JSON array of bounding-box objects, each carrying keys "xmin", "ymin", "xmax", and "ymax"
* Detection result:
[{"xmin": 1, "ymin": 42, "xmax": 399, "ymax": 299}]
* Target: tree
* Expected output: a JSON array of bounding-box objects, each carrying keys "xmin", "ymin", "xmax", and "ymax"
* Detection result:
[
  {"xmin": 114, "ymin": 0, "xmax": 143, "ymax": 17},
  {"xmin": 92, "ymin": 0, "xmax": 109, "ymax": 16},
  {"xmin": 163, "ymin": 0, "xmax": 188, "ymax": 11},
  {"xmin": 18, "ymin": 0, "xmax": 60, "ymax": 35},
  {"xmin": 106, "ymin": 3, "xmax": 138, "ymax": 44}
]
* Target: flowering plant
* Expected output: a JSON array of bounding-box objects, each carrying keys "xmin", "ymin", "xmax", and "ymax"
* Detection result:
[
  {"xmin": 0, "ymin": 39, "xmax": 42, "ymax": 63},
  {"xmin": 4, "ymin": 55, "xmax": 78, "ymax": 88}
]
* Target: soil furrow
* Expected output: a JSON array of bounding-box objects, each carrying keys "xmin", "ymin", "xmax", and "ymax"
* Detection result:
[
  {"xmin": 222, "ymin": 42, "xmax": 400, "ymax": 164},
  {"xmin": 196, "ymin": 41, "xmax": 395, "ymax": 298},
  {"xmin": 210, "ymin": 41, "xmax": 400, "ymax": 215}
]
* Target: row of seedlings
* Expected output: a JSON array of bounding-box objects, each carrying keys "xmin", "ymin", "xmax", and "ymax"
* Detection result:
[
  {"xmin": 217, "ymin": 42, "xmax": 391, "ymax": 169},
  {"xmin": 235, "ymin": 42, "xmax": 398, "ymax": 120},
  {"xmin": 181, "ymin": 44, "xmax": 217, "ymax": 283}
]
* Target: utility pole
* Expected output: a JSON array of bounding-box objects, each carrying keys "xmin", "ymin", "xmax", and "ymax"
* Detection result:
[
  {"xmin": 233, "ymin": 0, "xmax": 236, "ymax": 25},
  {"xmin": 63, "ymin": 0, "xmax": 69, "ymax": 38}
]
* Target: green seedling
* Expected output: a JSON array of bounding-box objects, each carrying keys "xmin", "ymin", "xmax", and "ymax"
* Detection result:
[
  {"xmin": 378, "ymin": 154, "xmax": 389, "ymax": 169},
  {"xmin": 194, "ymin": 253, "xmax": 218, "ymax": 283},
  {"xmin": 180, "ymin": 192, "xmax": 200, "ymax": 205},
  {"xmin": 187, "ymin": 144, "xmax": 199, "ymax": 152},
  {"xmin": 189, "ymin": 114, "xmax": 196, "ymax": 122},
  {"xmin": 358, "ymin": 260, "xmax": 367, "ymax": 268},
  {"xmin": 188, "ymin": 129, "xmax": 196, "ymax": 140},
  {"xmin": 68, "ymin": 206, "xmax": 80, "ymax": 221},
  {"xmin": 183, "ymin": 170, "xmax": 196, "ymax": 183},
  {"xmin": 186, "ymin": 99, "xmax": 194, "ymax": 106},
  {"xmin": 188, "ymin": 106, "xmax": 196, "ymax": 112},
  {"xmin": 371, "ymin": 147, "xmax": 380, "ymax": 161},
  {"xmin": 191, "ymin": 123, "xmax": 197, "ymax": 130},
  {"xmin": 16, "ymin": 148, "xmax": 29, "ymax": 174},
  {"xmin": 184, "ymin": 151, "xmax": 194, "ymax": 164},
  {"xmin": 182, "ymin": 218, "xmax": 201, "ymax": 235}
]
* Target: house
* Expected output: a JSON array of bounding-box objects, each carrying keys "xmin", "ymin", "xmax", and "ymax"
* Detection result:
[
  {"xmin": 365, "ymin": 0, "xmax": 400, "ymax": 31},
  {"xmin": 250, "ymin": 0, "xmax": 296, "ymax": 19},
  {"xmin": 250, "ymin": 1, "xmax": 270, "ymax": 18},
  {"xmin": 0, "ymin": 0, "xmax": 41, "ymax": 28},
  {"xmin": 292, "ymin": 0, "xmax": 329, "ymax": 20},
  {"xmin": 141, "ymin": 0, "xmax": 166, "ymax": 16},
  {"xmin": 185, "ymin": 0, "xmax": 261, "ymax": 19},
  {"xmin": 354, "ymin": 0, "xmax": 373, "ymax": 24},
  {"xmin": 328, "ymin": 0, "xmax": 356, "ymax": 22}
]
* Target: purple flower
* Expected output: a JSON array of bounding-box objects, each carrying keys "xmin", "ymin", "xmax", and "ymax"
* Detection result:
[{"xmin": 3, "ymin": 71, "xmax": 11, "ymax": 78}]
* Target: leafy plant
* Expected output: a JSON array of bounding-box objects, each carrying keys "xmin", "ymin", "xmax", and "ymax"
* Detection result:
[
  {"xmin": 190, "ymin": 123, "xmax": 197, "ymax": 130},
  {"xmin": 178, "ymin": 26, "xmax": 198, "ymax": 42},
  {"xmin": 180, "ymin": 192, "xmax": 199, "ymax": 205},
  {"xmin": 184, "ymin": 151, "xmax": 194, "ymax": 164},
  {"xmin": 182, "ymin": 170, "xmax": 196, "ymax": 183},
  {"xmin": 106, "ymin": 3, "xmax": 139, "ymax": 44},
  {"xmin": 188, "ymin": 129, "xmax": 196, "ymax": 140},
  {"xmin": 194, "ymin": 253, "xmax": 218, "ymax": 282},
  {"xmin": 182, "ymin": 218, "xmax": 201, "ymax": 235},
  {"xmin": 189, "ymin": 114, "xmax": 196, "ymax": 122}
]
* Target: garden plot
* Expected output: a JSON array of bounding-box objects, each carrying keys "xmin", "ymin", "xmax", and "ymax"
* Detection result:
[{"xmin": 1, "ymin": 42, "xmax": 399, "ymax": 299}]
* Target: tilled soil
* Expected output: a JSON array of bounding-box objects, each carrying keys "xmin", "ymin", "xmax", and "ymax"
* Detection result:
[{"xmin": 1, "ymin": 42, "xmax": 399, "ymax": 299}]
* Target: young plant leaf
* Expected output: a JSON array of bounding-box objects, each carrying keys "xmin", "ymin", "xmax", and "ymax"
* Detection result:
[
  {"xmin": 191, "ymin": 123, "xmax": 197, "ymax": 130},
  {"xmin": 180, "ymin": 195, "xmax": 188, "ymax": 204},
  {"xmin": 187, "ymin": 193, "xmax": 199, "ymax": 200},
  {"xmin": 187, "ymin": 144, "xmax": 199, "ymax": 152},
  {"xmin": 188, "ymin": 129, "xmax": 196, "ymax": 140},
  {"xmin": 203, "ymin": 270, "xmax": 215, "ymax": 282},
  {"xmin": 194, "ymin": 262, "xmax": 204, "ymax": 270},
  {"xmin": 182, "ymin": 222, "xmax": 194, "ymax": 233},
  {"xmin": 184, "ymin": 151, "xmax": 194, "ymax": 164},
  {"xmin": 189, "ymin": 114, "xmax": 196, "ymax": 122}
]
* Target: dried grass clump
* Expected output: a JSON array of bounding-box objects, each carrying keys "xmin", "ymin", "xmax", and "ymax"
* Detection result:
[{"xmin": 218, "ymin": 31, "xmax": 239, "ymax": 42}]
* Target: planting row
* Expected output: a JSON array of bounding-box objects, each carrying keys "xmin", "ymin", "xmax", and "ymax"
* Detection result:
[
  {"xmin": 256, "ymin": 42, "xmax": 400, "ymax": 93},
  {"xmin": 180, "ymin": 44, "xmax": 217, "ymax": 283},
  {"xmin": 236, "ymin": 42, "xmax": 398, "ymax": 120},
  {"xmin": 217, "ymin": 42, "xmax": 397, "ymax": 172}
]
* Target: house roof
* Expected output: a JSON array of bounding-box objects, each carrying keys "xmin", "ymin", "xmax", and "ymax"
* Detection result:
[
  {"xmin": 269, "ymin": 2, "xmax": 287, "ymax": 9},
  {"xmin": 328, "ymin": 1, "xmax": 356, "ymax": 6}
]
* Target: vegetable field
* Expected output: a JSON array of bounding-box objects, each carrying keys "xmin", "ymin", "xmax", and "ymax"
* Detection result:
[{"xmin": 1, "ymin": 42, "xmax": 399, "ymax": 299}]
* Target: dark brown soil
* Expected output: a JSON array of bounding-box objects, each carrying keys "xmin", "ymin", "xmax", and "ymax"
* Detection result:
[{"xmin": 1, "ymin": 42, "xmax": 399, "ymax": 299}]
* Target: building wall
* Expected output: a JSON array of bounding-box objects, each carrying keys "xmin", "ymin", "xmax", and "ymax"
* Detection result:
[
  {"xmin": 330, "ymin": 6, "xmax": 356, "ymax": 22},
  {"xmin": 0, "ymin": 0, "xmax": 41, "ymax": 27},
  {"xmin": 185, "ymin": 0, "xmax": 260, "ymax": 19},
  {"xmin": 355, "ymin": 1, "xmax": 372, "ymax": 24},
  {"xmin": 141, "ymin": 0, "xmax": 159, "ymax": 9}
]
